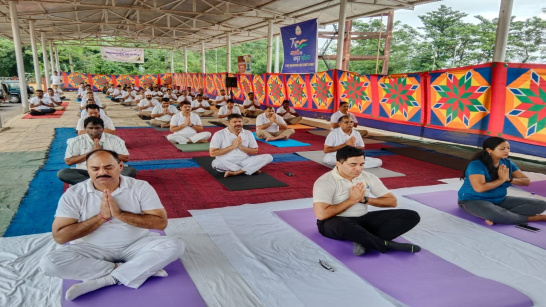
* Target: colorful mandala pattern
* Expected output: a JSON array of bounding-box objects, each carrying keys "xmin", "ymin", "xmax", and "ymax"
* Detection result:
[
  {"xmin": 310, "ymin": 71, "xmax": 334, "ymax": 110},
  {"xmin": 139, "ymin": 75, "xmax": 159, "ymax": 88},
  {"xmin": 267, "ymin": 75, "xmax": 285, "ymax": 106},
  {"xmin": 286, "ymin": 75, "xmax": 308, "ymax": 108},
  {"xmin": 240, "ymin": 75, "xmax": 254, "ymax": 101},
  {"xmin": 214, "ymin": 74, "xmax": 225, "ymax": 93},
  {"xmin": 65, "ymin": 72, "xmax": 88, "ymax": 89},
  {"xmin": 378, "ymin": 75, "xmax": 422, "ymax": 123},
  {"xmin": 338, "ymin": 72, "xmax": 372, "ymax": 115},
  {"xmin": 90, "ymin": 75, "xmax": 112, "ymax": 90},
  {"xmin": 253, "ymin": 75, "xmax": 266, "ymax": 105},
  {"xmin": 504, "ymin": 68, "xmax": 546, "ymax": 142},
  {"xmin": 430, "ymin": 70, "xmax": 490, "ymax": 129},
  {"xmin": 205, "ymin": 74, "xmax": 216, "ymax": 95},
  {"xmin": 160, "ymin": 73, "xmax": 173, "ymax": 86},
  {"xmin": 116, "ymin": 75, "xmax": 136, "ymax": 88}
]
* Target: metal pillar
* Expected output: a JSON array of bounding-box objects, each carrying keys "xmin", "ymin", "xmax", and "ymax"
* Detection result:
[
  {"xmin": 341, "ymin": 20, "xmax": 352, "ymax": 71},
  {"xmin": 170, "ymin": 50, "xmax": 175, "ymax": 73},
  {"xmin": 201, "ymin": 41, "xmax": 206, "ymax": 73},
  {"xmin": 28, "ymin": 20, "xmax": 42, "ymax": 91},
  {"xmin": 41, "ymin": 32, "xmax": 51, "ymax": 89},
  {"xmin": 48, "ymin": 40, "xmax": 54, "ymax": 73},
  {"xmin": 336, "ymin": 0, "xmax": 348, "ymax": 70},
  {"xmin": 54, "ymin": 45, "xmax": 60, "ymax": 72},
  {"xmin": 8, "ymin": 1, "xmax": 29, "ymax": 113},
  {"xmin": 68, "ymin": 53, "xmax": 74, "ymax": 73},
  {"xmin": 493, "ymin": 0, "xmax": 514, "ymax": 62},
  {"xmin": 381, "ymin": 11, "xmax": 394, "ymax": 75},
  {"xmin": 266, "ymin": 19, "xmax": 273, "ymax": 73},
  {"xmin": 274, "ymin": 35, "xmax": 280, "ymax": 73},
  {"xmin": 183, "ymin": 46, "xmax": 188, "ymax": 73},
  {"xmin": 226, "ymin": 32, "xmax": 231, "ymax": 73}
]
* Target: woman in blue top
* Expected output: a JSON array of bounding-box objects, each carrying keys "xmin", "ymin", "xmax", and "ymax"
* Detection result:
[{"xmin": 458, "ymin": 137, "xmax": 546, "ymax": 225}]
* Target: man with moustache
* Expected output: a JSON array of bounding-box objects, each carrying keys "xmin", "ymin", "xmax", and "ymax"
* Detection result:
[
  {"xmin": 210, "ymin": 114, "xmax": 273, "ymax": 177},
  {"xmin": 166, "ymin": 101, "xmax": 211, "ymax": 144},
  {"xmin": 44, "ymin": 87, "xmax": 65, "ymax": 111},
  {"xmin": 191, "ymin": 94, "xmax": 214, "ymax": 117},
  {"xmin": 41, "ymin": 149, "xmax": 184, "ymax": 301},
  {"xmin": 77, "ymin": 104, "xmax": 116, "ymax": 135},
  {"xmin": 58, "ymin": 117, "xmax": 137, "ymax": 184},
  {"xmin": 276, "ymin": 100, "xmax": 302, "ymax": 125},
  {"xmin": 256, "ymin": 106, "xmax": 295, "ymax": 141},
  {"xmin": 29, "ymin": 89, "xmax": 56, "ymax": 115},
  {"xmin": 136, "ymin": 92, "xmax": 160, "ymax": 118},
  {"xmin": 150, "ymin": 98, "xmax": 178, "ymax": 128},
  {"xmin": 214, "ymin": 89, "xmax": 229, "ymax": 109},
  {"xmin": 242, "ymin": 92, "xmax": 263, "ymax": 117}
]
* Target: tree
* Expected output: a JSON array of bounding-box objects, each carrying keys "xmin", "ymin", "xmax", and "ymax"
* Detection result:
[{"xmin": 507, "ymin": 17, "xmax": 546, "ymax": 63}]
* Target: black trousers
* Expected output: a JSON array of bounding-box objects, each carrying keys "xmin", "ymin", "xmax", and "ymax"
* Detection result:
[
  {"xmin": 317, "ymin": 209, "xmax": 420, "ymax": 253},
  {"xmin": 30, "ymin": 108, "xmax": 56, "ymax": 115}
]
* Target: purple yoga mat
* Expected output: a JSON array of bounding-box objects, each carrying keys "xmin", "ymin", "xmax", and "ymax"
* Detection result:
[
  {"xmin": 62, "ymin": 231, "xmax": 205, "ymax": 307},
  {"xmin": 517, "ymin": 180, "xmax": 546, "ymax": 198},
  {"xmin": 404, "ymin": 190, "xmax": 546, "ymax": 250},
  {"xmin": 275, "ymin": 208, "xmax": 533, "ymax": 307}
]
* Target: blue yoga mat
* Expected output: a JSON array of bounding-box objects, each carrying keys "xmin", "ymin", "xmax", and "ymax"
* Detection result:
[
  {"xmin": 252, "ymin": 132, "xmax": 311, "ymax": 148},
  {"xmin": 130, "ymin": 158, "xmax": 200, "ymax": 171}
]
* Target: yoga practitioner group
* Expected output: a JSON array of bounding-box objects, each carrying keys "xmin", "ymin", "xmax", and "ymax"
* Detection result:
[{"xmin": 39, "ymin": 84, "xmax": 546, "ymax": 301}]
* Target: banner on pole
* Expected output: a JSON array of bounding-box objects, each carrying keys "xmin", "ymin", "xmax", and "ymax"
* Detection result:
[
  {"xmin": 281, "ymin": 19, "xmax": 318, "ymax": 74},
  {"xmin": 237, "ymin": 55, "xmax": 252, "ymax": 74},
  {"xmin": 101, "ymin": 47, "xmax": 145, "ymax": 63}
]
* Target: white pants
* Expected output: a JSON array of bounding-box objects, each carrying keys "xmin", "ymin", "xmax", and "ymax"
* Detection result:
[
  {"xmin": 166, "ymin": 131, "xmax": 211, "ymax": 144},
  {"xmin": 212, "ymin": 154, "xmax": 273, "ymax": 175},
  {"xmin": 40, "ymin": 233, "xmax": 184, "ymax": 289},
  {"xmin": 324, "ymin": 153, "xmax": 383, "ymax": 169}
]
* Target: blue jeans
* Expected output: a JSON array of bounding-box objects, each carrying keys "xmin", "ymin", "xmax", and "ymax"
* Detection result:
[{"xmin": 458, "ymin": 196, "xmax": 546, "ymax": 224}]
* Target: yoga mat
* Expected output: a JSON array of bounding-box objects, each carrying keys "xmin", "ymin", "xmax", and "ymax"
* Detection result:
[
  {"xmin": 271, "ymin": 153, "xmax": 310, "ymax": 163},
  {"xmin": 404, "ymin": 190, "xmax": 546, "ymax": 250},
  {"xmin": 275, "ymin": 208, "xmax": 533, "ymax": 307},
  {"xmin": 516, "ymin": 180, "xmax": 546, "ymax": 198},
  {"xmin": 193, "ymin": 156, "xmax": 287, "ymax": 191},
  {"xmin": 129, "ymin": 158, "xmax": 200, "ymax": 170},
  {"xmin": 383, "ymin": 146, "xmax": 468, "ymax": 171},
  {"xmin": 22, "ymin": 110, "xmax": 65, "ymax": 119},
  {"xmin": 287, "ymin": 123, "xmax": 315, "ymax": 129},
  {"xmin": 146, "ymin": 121, "xmax": 170, "ymax": 131},
  {"xmin": 175, "ymin": 143, "xmax": 210, "ymax": 152},
  {"xmin": 252, "ymin": 132, "xmax": 311, "ymax": 148},
  {"xmin": 306, "ymin": 130, "xmax": 330, "ymax": 137}
]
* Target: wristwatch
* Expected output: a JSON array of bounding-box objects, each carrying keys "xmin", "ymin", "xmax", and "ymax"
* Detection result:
[
  {"xmin": 507, "ymin": 177, "xmax": 513, "ymax": 183},
  {"xmin": 360, "ymin": 197, "xmax": 369, "ymax": 204}
]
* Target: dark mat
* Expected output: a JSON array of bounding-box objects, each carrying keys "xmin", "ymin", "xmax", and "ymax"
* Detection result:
[
  {"xmin": 175, "ymin": 143, "xmax": 210, "ymax": 152},
  {"xmin": 193, "ymin": 156, "xmax": 287, "ymax": 191},
  {"xmin": 146, "ymin": 121, "xmax": 171, "ymax": 131},
  {"xmin": 383, "ymin": 146, "xmax": 468, "ymax": 171},
  {"xmin": 208, "ymin": 121, "xmax": 254, "ymax": 130}
]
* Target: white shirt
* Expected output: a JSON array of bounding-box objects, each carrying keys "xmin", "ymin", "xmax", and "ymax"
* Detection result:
[
  {"xmin": 177, "ymin": 95, "xmax": 193, "ymax": 103},
  {"xmin": 169, "ymin": 112, "xmax": 202, "ymax": 135},
  {"xmin": 29, "ymin": 96, "xmax": 53, "ymax": 110},
  {"xmin": 152, "ymin": 104, "xmax": 178, "ymax": 122},
  {"xmin": 81, "ymin": 109, "xmax": 106, "ymax": 119},
  {"xmin": 215, "ymin": 95, "xmax": 229, "ymax": 107},
  {"xmin": 218, "ymin": 105, "xmax": 242, "ymax": 117},
  {"xmin": 123, "ymin": 90, "xmax": 137, "ymax": 102},
  {"xmin": 55, "ymin": 176, "xmax": 164, "ymax": 248},
  {"xmin": 313, "ymin": 168, "xmax": 389, "ymax": 217},
  {"xmin": 112, "ymin": 89, "xmax": 122, "ymax": 97},
  {"xmin": 81, "ymin": 96, "xmax": 102, "ymax": 108},
  {"xmin": 51, "ymin": 74, "xmax": 62, "ymax": 85},
  {"xmin": 276, "ymin": 106, "xmax": 297, "ymax": 119},
  {"xmin": 65, "ymin": 133, "xmax": 129, "ymax": 169},
  {"xmin": 138, "ymin": 98, "xmax": 160, "ymax": 112},
  {"xmin": 256, "ymin": 113, "xmax": 287, "ymax": 133},
  {"xmin": 76, "ymin": 115, "xmax": 115, "ymax": 132},
  {"xmin": 107, "ymin": 88, "xmax": 115, "ymax": 95},
  {"xmin": 164, "ymin": 93, "xmax": 177, "ymax": 101},
  {"xmin": 191, "ymin": 99, "xmax": 211, "ymax": 113},
  {"xmin": 44, "ymin": 93, "xmax": 62, "ymax": 105},
  {"xmin": 330, "ymin": 111, "xmax": 358, "ymax": 127},
  {"xmin": 210, "ymin": 128, "xmax": 258, "ymax": 162},
  {"xmin": 324, "ymin": 128, "xmax": 365, "ymax": 161},
  {"xmin": 115, "ymin": 90, "xmax": 126, "ymax": 99},
  {"xmin": 243, "ymin": 99, "xmax": 260, "ymax": 111}
]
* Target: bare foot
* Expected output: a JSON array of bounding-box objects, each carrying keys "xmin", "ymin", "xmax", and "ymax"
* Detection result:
[
  {"xmin": 161, "ymin": 124, "xmax": 169, "ymax": 128},
  {"xmin": 485, "ymin": 219, "xmax": 494, "ymax": 226},
  {"xmin": 265, "ymin": 137, "xmax": 274, "ymax": 142},
  {"xmin": 196, "ymin": 140, "xmax": 209, "ymax": 143},
  {"xmin": 256, "ymin": 170, "xmax": 262, "ymax": 174},
  {"xmin": 224, "ymin": 170, "xmax": 245, "ymax": 177}
]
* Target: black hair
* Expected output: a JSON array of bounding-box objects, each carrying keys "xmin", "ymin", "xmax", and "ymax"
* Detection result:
[
  {"xmin": 336, "ymin": 146, "xmax": 365, "ymax": 163},
  {"xmin": 180, "ymin": 101, "xmax": 191, "ymax": 106},
  {"xmin": 47, "ymin": 88, "xmax": 54, "ymax": 91},
  {"xmin": 227, "ymin": 113, "xmax": 243, "ymax": 121},
  {"xmin": 196, "ymin": 94, "xmax": 203, "ymax": 97},
  {"xmin": 36, "ymin": 89, "xmax": 43, "ymax": 93},
  {"xmin": 248, "ymin": 92, "xmax": 254, "ymax": 96},
  {"xmin": 282, "ymin": 100, "xmax": 290, "ymax": 104},
  {"xmin": 84, "ymin": 116, "xmax": 104, "ymax": 128},
  {"xmin": 162, "ymin": 97, "xmax": 169, "ymax": 102},
  {"xmin": 461, "ymin": 137, "xmax": 508, "ymax": 180},
  {"xmin": 339, "ymin": 101, "xmax": 349, "ymax": 107},
  {"xmin": 86, "ymin": 104, "xmax": 100, "ymax": 110},
  {"xmin": 337, "ymin": 115, "xmax": 351, "ymax": 123},
  {"xmin": 86, "ymin": 149, "xmax": 120, "ymax": 163},
  {"xmin": 265, "ymin": 106, "xmax": 274, "ymax": 110},
  {"xmin": 226, "ymin": 98, "xmax": 234, "ymax": 104}
]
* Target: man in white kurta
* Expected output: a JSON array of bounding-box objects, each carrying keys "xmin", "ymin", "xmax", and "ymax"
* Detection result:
[
  {"xmin": 150, "ymin": 99, "xmax": 178, "ymax": 127},
  {"xmin": 330, "ymin": 101, "xmax": 358, "ymax": 130},
  {"xmin": 176, "ymin": 90, "xmax": 193, "ymax": 104},
  {"xmin": 77, "ymin": 104, "xmax": 115, "ymax": 135},
  {"xmin": 50, "ymin": 71, "xmax": 62, "ymax": 91},
  {"xmin": 242, "ymin": 92, "xmax": 264, "ymax": 117},
  {"xmin": 256, "ymin": 106, "xmax": 295, "ymax": 141},
  {"xmin": 40, "ymin": 149, "xmax": 184, "ymax": 301},
  {"xmin": 210, "ymin": 114, "xmax": 273, "ymax": 177},
  {"xmin": 29, "ymin": 90, "xmax": 56, "ymax": 115},
  {"xmin": 136, "ymin": 93, "xmax": 160, "ymax": 118},
  {"xmin": 191, "ymin": 94, "xmax": 214, "ymax": 117},
  {"xmin": 214, "ymin": 89, "xmax": 229, "ymax": 109},
  {"xmin": 323, "ymin": 115, "xmax": 382, "ymax": 168},
  {"xmin": 276, "ymin": 100, "xmax": 302, "ymax": 125},
  {"xmin": 166, "ymin": 101, "xmax": 211, "ymax": 144},
  {"xmin": 44, "ymin": 88, "xmax": 65, "ymax": 111}
]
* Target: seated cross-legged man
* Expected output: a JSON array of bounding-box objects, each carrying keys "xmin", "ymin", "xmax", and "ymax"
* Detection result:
[
  {"xmin": 330, "ymin": 101, "xmax": 367, "ymax": 136},
  {"xmin": 77, "ymin": 104, "xmax": 116, "ymax": 135},
  {"xmin": 276, "ymin": 100, "xmax": 303, "ymax": 125},
  {"xmin": 214, "ymin": 89, "xmax": 229, "ymax": 109},
  {"xmin": 41, "ymin": 149, "xmax": 184, "ymax": 301},
  {"xmin": 79, "ymin": 92, "xmax": 105, "ymax": 117},
  {"xmin": 136, "ymin": 92, "xmax": 160, "ymax": 118},
  {"xmin": 313, "ymin": 145, "xmax": 421, "ymax": 256},
  {"xmin": 218, "ymin": 99, "xmax": 249, "ymax": 124},
  {"xmin": 150, "ymin": 98, "xmax": 178, "ymax": 128},
  {"xmin": 191, "ymin": 94, "xmax": 214, "ymax": 117},
  {"xmin": 58, "ymin": 117, "xmax": 137, "ymax": 185},
  {"xmin": 242, "ymin": 92, "xmax": 263, "ymax": 117},
  {"xmin": 120, "ymin": 86, "xmax": 137, "ymax": 106},
  {"xmin": 210, "ymin": 114, "xmax": 273, "ymax": 177},
  {"xmin": 44, "ymin": 88, "xmax": 65, "ymax": 111},
  {"xmin": 29, "ymin": 90, "xmax": 56, "ymax": 115},
  {"xmin": 323, "ymin": 115, "xmax": 382, "ymax": 168},
  {"xmin": 256, "ymin": 106, "xmax": 295, "ymax": 141},
  {"xmin": 176, "ymin": 90, "xmax": 193, "ymax": 105},
  {"xmin": 166, "ymin": 101, "xmax": 211, "ymax": 144}
]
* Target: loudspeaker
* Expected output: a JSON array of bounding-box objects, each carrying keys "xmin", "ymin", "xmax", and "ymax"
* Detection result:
[{"xmin": 225, "ymin": 77, "xmax": 238, "ymax": 88}]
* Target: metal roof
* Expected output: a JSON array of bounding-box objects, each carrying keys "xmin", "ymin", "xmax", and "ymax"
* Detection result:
[{"xmin": 0, "ymin": 0, "xmax": 438, "ymax": 50}]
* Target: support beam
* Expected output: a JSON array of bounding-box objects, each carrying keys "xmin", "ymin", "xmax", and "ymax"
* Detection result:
[
  {"xmin": 320, "ymin": 55, "xmax": 387, "ymax": 61},
  {"xmin": 28, "ymin": 20, "xmax": 42, "ymax": 91},
  {"xmin": 9, "ymin": 1, "xmax": 29, "ymax": 113},
  {"xmin": 381, "ymin": 11, "xmax": 394, "ymax": 75},
  {"xmin": 493, "ymin": 0, "xmax": 514, "ymax": 62},
  {"xmin": 68, "ymin": 52, "xmax": 74, "ymax": 73},
  {"xmin": 274, "ymin": 35, "xmax": 280, "ymax": 73},
  {"xmin": 226, "ymin": 32, "xmax": 231, "ymax": 73},
  {"xmin": 41, "ymin": 32, "xmax": 51, "ymax": 89},
  {"xmin": 170, "ymin": 50, "xmax": 175, "ymax": 73},
  {"xmin": 266, "ymin": 19, "xmax": 273, "ymax": 73},
  {"xmin": 183, "ymin": 46, "xmax": 188, "ymax": 73},
  {"xmin": 336, "ymin": 0, "xmax": 347, "ymax": 70},
  {"xmin": 55, "ymin": 45, "xmax": 60, "ymax": 72},
  {"xmin": 341, "ymin": 20, "xmax": 352, "ymax": 71},
  {"xmin": 201, "ymin": 41, "xmax": 206, "ymax": 73},
  {"xmin": 48, "ymin": 40, "xmax": 55, "ymax": 74}
]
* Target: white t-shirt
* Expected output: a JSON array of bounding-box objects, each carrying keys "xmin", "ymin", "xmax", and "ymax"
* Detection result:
[
  {"xmin": 177, "ymin": 95, "xmax": 193, "ymax": 103},
  {"xmin": 210, "ymin": 128, "xmax": 258, "ymax": 162},
  {"xmin": 276, "ymin": 106, "xmax": 297, "ymax": 119},
  {"xmin": 243, "ymin": 99, "xmax": 260, "ymax": 111},
  {"xmin": 55, "ymin": 176, "xmax": 164, "ymax": 248},
  {"xmin": 152, "ymin": 104, "xmax": 178, "ymax": 122},
  {"xmin": 123, "ymin": 90, "xmax": 137, "ymax": 102},
  {"xmin": 324, "ymin": 128, "xmax": 365, "ymax": 161},
  {"xmin": 81, "ymin": 97, "xmax": 102, "ymax": 108},
  {"xmin": 81, "ymin": 108, "xmax": 106, "ymax": 119},
  {"xmin": 51, "ymin": 75, "xmax": 62, "ymax": 85},
  {"xmin": 191, "ymin": 100, "xmax": 211, "ymax": 113},
  {"xmin": 107, "ymin": 88, "xmax": 115, "ymax": 95},
  {"xmin": 76, "ymin": 115, "xmax": 115, "ymax": 132},
  {"xmin": 65, "ymin": 133, "xmax": 129, "ymax": 169},
  {"xmin": 44, "ymin": 93, "xmax": 62, "ymax": 105},
  {"xmin": 112, "ymin": 89, "xmax": 122, "ymax": 97},
  {"xmin": 218, "ymin": 105, "xmax": 242, "ymax": 117},
  {"xmin": 138, "ymin": 98, "xmax": 160, "ymax": 112},
  {"xmin": 256, "ymin": 113, "xmax": 287, "ymax": 133},
  {"xmin": 169, "ymin": 112, "xmax": 202, "ymax": 135},
  {"xmin": 164, "ymin": 93, "xmax": 178, "ymax": 101},
  {"xmin": 330, "ymin": 111, "xmax": 358, "ymax": 127},
  {"xmin": 29, "ymin": 96, "xmax": 53, "ymax": 110},
  {"xmin": 313, "ymin": 168, "xmax": 390, "ymax": 217},
  {"xmin": 215, "ymin": 95, "xmax": 229, "ymax": 107}
]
